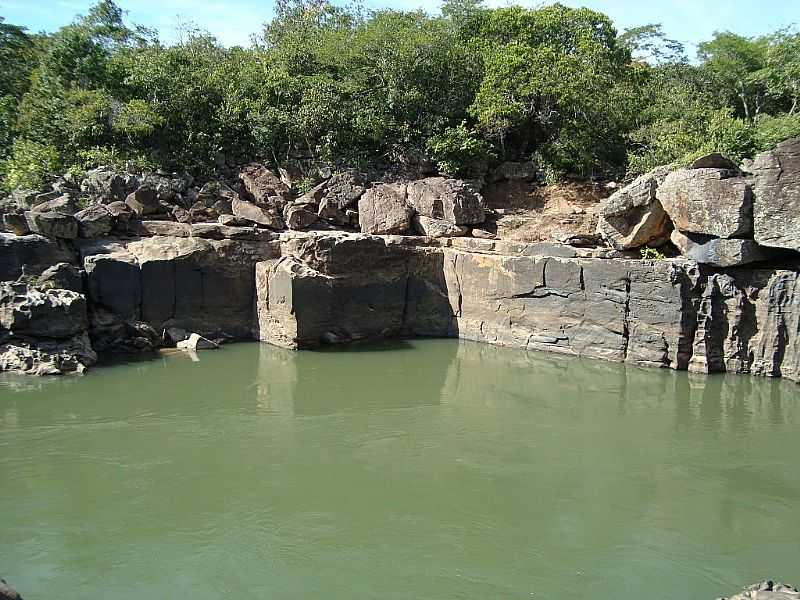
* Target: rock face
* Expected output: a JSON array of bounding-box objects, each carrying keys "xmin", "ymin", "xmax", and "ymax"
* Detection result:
[
  {"xmin": 658, "ymin": 168, "xmax": 752, "ymax": 238},
  {"xmin": 254, "ymin": 234, "xmax": 800, "ymax": 382},
  {"xmin": 0, "ymin": 282, "xmax": 87, "ymax": 338},
  {"xmin": 596, "ymin": 166, "xmax": 672, "ymax": 249},
  {"xmin": 80, "ymin": 235, "xmax": 279, "ymax": 341},
  {"xmin": 358, "ymin": 184, "xmax": 413, "ymax": 235},
  {"xmin": 670, "ymin": 230, "xmax": 778, "ymax": 267},
  {"xmin": 25, "ymin": 211, "xmax": 78, "ymax": 239},
  {"xmin": 407, "ymin": 177, "xmax": 485, "ymax": 225},
  {"xmin": 0, "ymin": 282, "xmax": 96, "ymax": 375},
  {"xmin": 0, "ymin": 233, "xmax": 76, "ymax": 280},
  {"xmin": 752, "ymin": 137, "xmax": 800, "ymax": 251}
]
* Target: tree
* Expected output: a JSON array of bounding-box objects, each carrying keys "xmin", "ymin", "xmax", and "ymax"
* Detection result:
[
  {"xmin": 698, "ymin": 32, "xmax": 767, "ymax": 120},
  {"xmin": 618, "ymin": 24, "xmax": 685, "ymax": 64}
]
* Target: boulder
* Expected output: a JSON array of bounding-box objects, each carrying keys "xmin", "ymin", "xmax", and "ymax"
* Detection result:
[
  {"xmin": 317, "ymin": 198, "xmax": 352, "ymax": 227},
  {"xmin": 658, "ymin": 168, "xmax": 752, "ymax": 238},
  {"xmin": 125, "ymin": 186, "xmax": 160, "ymax": 216},
  {"xmin": 690, "ymin": 152, "xmax": 738, "ymax": 170},
  {"xmin": 238, "ymin": 163, "xmax": 291, "ymax": 204},
  {"xmin": 24, "ymin": 211, "xmax": 78, "ymax": 239},
  {"xmin": 38, "ymin": 263, "xmax": 84, "ymax": 292},
  {"xmin": 218, "ymin": 214, "xmax": 251, "ymax": 227},
  {"xmin": 0, "ymin": 233, "xmax": 77, "ymax": 280},
  {"xmin": 358, "ymin": 183, "xmax": 413, "ymax": 235},
  {"xmin": 284, "ymin": 203, "xmax": 318, "ymax": 230},
  {"xmin": 135, "ymin": 221, "xmax": 192, "ymax": 237},
  {"xmin": 471, "ymin": 228, "xmax": 497, "ymax": 239},
  {"xmin": 321, "ymin": 171, "xmax": 367, "ymax": 209},
  {"xmin": 413, "ymin": 215, "xmax": 468, "ymax": 238},
  {"xmin": 752, "ymin": 137, "xmax": 800, "ymax": 251},
  {"xmin": 0, "ymin": 282, "xmax": 88, "ymax": 338},
  {"xmin": 139, "ymin": 172, "xmax": 192, "ymax": 204},
  {"xmin": 75, "ymin": 204, "xmax": 113, "ymax": 238},
  {"xmin": 407, "ymin": 177, "xmax": 485, "ymax": 225},
  {"xmin": 0, "ymin": 578, "xmax": 22, "ymax": 600},
  {"xmin": 176, "ymin": 332, "xmax": 219, "ymax": 351},
  {"xmin": 596, "ymin": 166, "xmax": 672, "ymax": 250},
  {"xmin": 296, "ymin": 181, "xmax": 327, "ymax": 205},
  {"xmin": 81, "ymin": 167, "xmax": 130, "ymax": 203},
  {"xmin": 197, "ymin": 181, "xmax": 238, "ymax": 214},
  {"xmin": 3, "ymin": 211, "xmax": 30, "ymax": 236},
  {"xmin": 670, "ymin": 230, "xmax": 777, "ymax": 267},
  {"xmin": 489, "ymin": 161, "xmax": 537, "ymax": 182},
  {"xmin": 31, "ymin": 195, "xmax": 81, "ymax": 215},
  {"xmin": 231, "ymin": 197, "xmax": 284, "ymax": 229},
  {"xmin": 721, "ymin": 581, "xmax": 800, "ymax": 600},
  {"xmin": 0, "ymin": 332, "xmax": 96, "ymax": 375}
]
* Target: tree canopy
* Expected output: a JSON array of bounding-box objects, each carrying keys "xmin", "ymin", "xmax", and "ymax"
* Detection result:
[{"xmin": 1, "ymin": 0, "xmax": 799, "ymax": 191}]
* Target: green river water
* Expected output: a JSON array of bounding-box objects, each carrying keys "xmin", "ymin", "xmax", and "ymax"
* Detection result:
[{"xmin": 1, "ymin": 339, "xmax": 799, "ymax": 599}]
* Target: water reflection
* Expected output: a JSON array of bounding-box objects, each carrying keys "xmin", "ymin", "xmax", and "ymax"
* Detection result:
[{"xmin": 1, "ymin": 339, "xmax": 799, "ymax": 600}]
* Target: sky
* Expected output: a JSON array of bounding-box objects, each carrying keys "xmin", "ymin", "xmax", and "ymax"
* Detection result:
[{"xmin": 1, "ymin": 0, "xmax": 799, "ymax": 52}]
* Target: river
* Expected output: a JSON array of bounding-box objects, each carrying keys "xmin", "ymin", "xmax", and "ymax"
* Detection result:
[{"xmin": 1, "ymin": 339, "xmax": 798, "ymax": 599}]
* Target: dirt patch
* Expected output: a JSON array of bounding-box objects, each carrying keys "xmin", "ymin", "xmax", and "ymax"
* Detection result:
[{"xmin": 483, "ymin": 180, "xmax": 613, "ymax": 243}]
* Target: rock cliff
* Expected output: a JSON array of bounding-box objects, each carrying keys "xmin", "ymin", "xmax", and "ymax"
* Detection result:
[{"xmin": 1, "ymin": 141, "xmax": 799, "ymax": 379}]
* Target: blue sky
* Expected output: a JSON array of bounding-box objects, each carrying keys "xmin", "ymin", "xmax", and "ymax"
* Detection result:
[{"xmin": 1, "ymin": 0, "xmax": 798, "ymax": 52}]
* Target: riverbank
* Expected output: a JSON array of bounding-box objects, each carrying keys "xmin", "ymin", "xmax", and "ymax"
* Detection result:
[{"xmin": 1, "ymin": 141, "xmax": 798, "ymax": 379}]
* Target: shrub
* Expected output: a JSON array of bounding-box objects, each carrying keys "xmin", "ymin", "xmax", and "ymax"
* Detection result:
[
  {"xmin": 754, "ymin": 113, "xmax": 800, "ymax": 151},
  {"xmin": 1, "ymin": 138, "xmax": 61, "ymax": 191}
]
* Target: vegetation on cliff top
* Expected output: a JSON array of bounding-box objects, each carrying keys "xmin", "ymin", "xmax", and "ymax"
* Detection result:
[{"xmin": 1, "ymin": 0, "xmax": 799, "ymax": 191}]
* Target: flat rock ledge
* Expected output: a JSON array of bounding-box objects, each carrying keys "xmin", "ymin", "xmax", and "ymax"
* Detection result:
[{"xmin": 1, "ymin": 229, "xmax": 798, "ymax": 383}]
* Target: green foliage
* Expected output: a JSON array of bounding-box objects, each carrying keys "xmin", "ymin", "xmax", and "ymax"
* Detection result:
[
  {"xmin": 1, "ymin": 139, "xmax": 61, "ymax": 191},
  {"xmin": 0, "ymin": 0, "xmax": 799, "ymax": 191},
  {"xmin": 426, "ymin": 121, "xmax": 494, "ymax": 177},
  {"xmin": 640, "ymin": 246, "xmax": 666, "ymax": 260},
  {"xmin": 754, "ymin": 113, "xmax": 800, "ymax": 150}
]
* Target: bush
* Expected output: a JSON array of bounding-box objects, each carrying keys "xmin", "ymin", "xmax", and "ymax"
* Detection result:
[
  {"xmin": 1, "ymin": 138, "xmax": 61, "ymax": 191},
  {"xmin": 754, "ymin": 113, "xmax": 800, "ymax": 151},
  {"xmin": 426, "ymin": 121, "xmax": 494, "ymax": 177}
]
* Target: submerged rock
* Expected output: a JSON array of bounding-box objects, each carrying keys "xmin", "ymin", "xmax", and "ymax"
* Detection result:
[
  {"xmin": 176, "ymin": 332, "xmax": 219, "ymax": 351},
  {"xmin": 720, "ymin": 581, "xmax": 800, "ymax": 600}
]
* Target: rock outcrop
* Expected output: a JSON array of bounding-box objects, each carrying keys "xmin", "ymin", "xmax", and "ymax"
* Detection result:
[
  {"xmin": 720, "ymin": 581, "xmax": 800, "ymax": 600},
  {"xmin": 596, "ymin": 166, "xmax": 671, "ymax": 250},
  {"xmin": 752, "ymin": 138, "xmax": 800, "ymax": 251},
  {"xmin": 658, "ymin": 168, "xmax": 752, "ymax": 238}
]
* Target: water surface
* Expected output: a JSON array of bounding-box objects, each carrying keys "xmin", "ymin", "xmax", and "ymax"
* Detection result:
[{"xmin": 1, "ymin": 339, "xmax": 799, "ymax": 599}]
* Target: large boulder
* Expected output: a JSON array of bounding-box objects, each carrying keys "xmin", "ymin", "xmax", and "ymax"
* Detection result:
[
  {"xmin": 32, "ymin": 195, "xmax": 81, "ymax": 215},
  {"xmin": 38, "ymin": 262, "xmax": 84, "ymax": 292},
  {"xmin": 321, "ymin": 171, "xmax": 367, "ymax": 209},
  {"xmin": 0, "ymin": 282, "xmax": 88, "ymax": 338},
  {"xmin": 232, "ymin": 197, "xmax": 285, "ymax": 229},
  {"xmin": 283, "ymin": 203, "xmax": 318, "ymax": 230},
  {"xmin": 125, "ymin": 186, "xmax": 160, "ymax": 216},
  {"xmin": 358, "ymin": 183, "xmax": 413, "ymax": 235},
  {"xmin": 196, "ymin": 181, "xmax": 239, "ymax": 216},
  {"xmin": 24, "ymin": 211, "xmax": 78, "ymax": 239},
  {"xmin": 75, "ymin": 204, "xmax": 113, "ymax": 238},
  {"xmin": 751, "ymin": 137, "xmax": 800, "ymax": 251},
  {"xmin": 238, "ymin": 163, "xmax": 291, "ymax": 204},
  {"xmin": 596, "ymin": 166, "xmax": 672, "ymax": 250},
  {"xmin": 81, "ymin": 167, "xmax": 132, "ymax": 203},
  {"xmin": 658, "ymin": 168, "xmax": 752, "ymax": 238},
  {"xmin": 670, "ymin": 230, "xmax": 777, "ymax": 267},
  {"xmin": 407, "ymin": 177, "xmax": 485, "ymax": 225}
]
